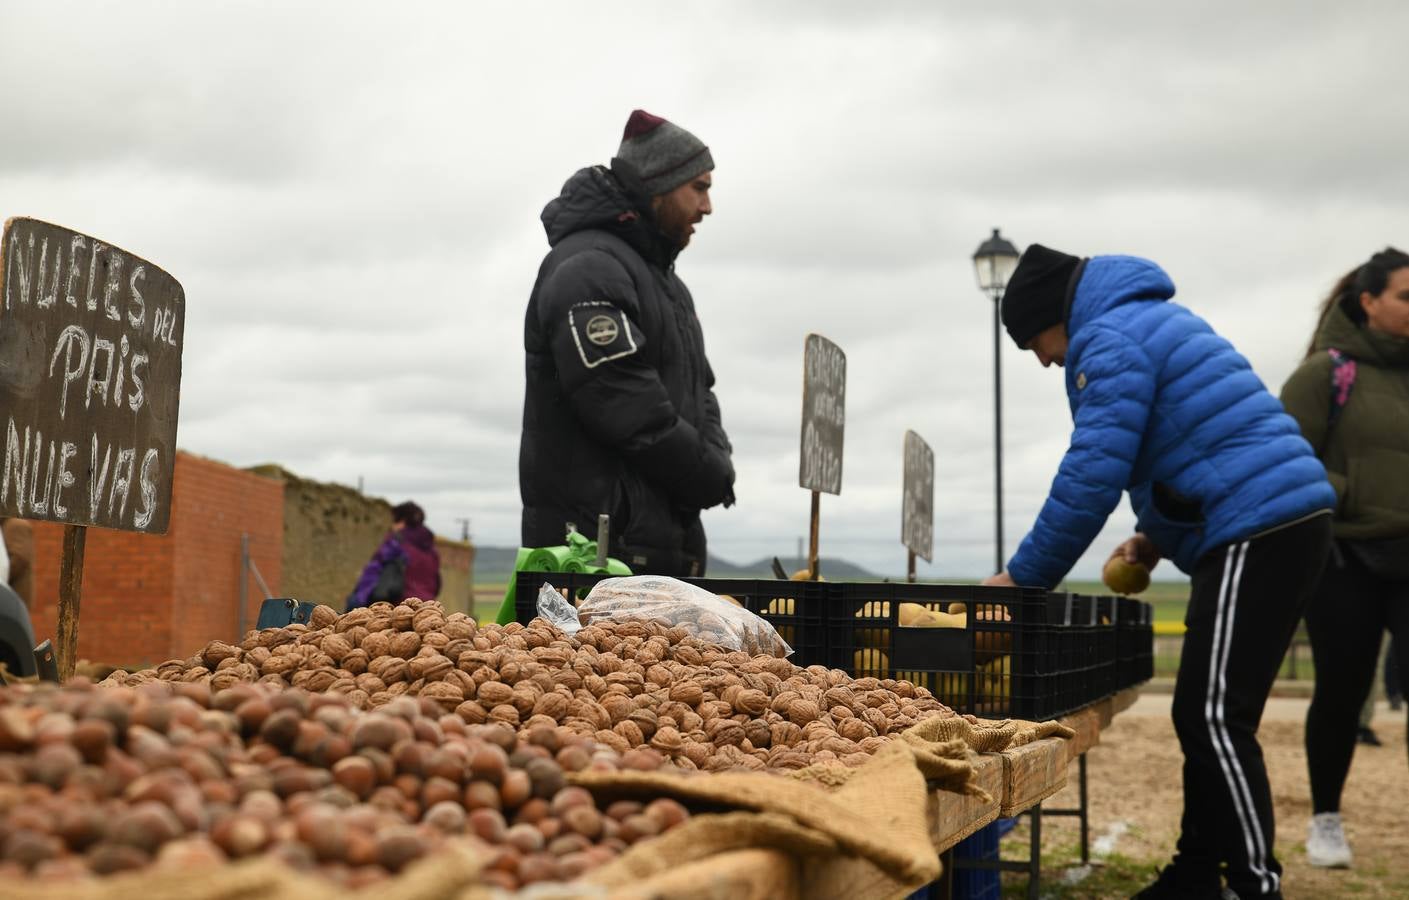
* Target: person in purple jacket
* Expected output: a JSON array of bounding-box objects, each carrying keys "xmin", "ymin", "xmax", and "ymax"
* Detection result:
[{"xmin": 347, "ymin": 501, "xmax": 441, "ymax": 608}]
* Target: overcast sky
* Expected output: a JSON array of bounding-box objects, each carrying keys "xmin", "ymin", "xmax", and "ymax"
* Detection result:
[{"xmin": 2, "ymin": 2, "xmax": 1404, "ymax": 582}]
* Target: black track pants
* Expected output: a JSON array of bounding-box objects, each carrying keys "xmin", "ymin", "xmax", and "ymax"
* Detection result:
[
  {"xmin": 1170, "ymin": 514, "xmax": 1331, "ymax": 899},
  {"xmin": 1304, "ymin": 548, "xmax": 1409, "ymax": 813}
]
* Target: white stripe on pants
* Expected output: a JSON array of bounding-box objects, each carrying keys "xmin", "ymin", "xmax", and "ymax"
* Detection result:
[{"xmin": 1205, "ymin": 541, "xmax": 1275, "ymax": 895}]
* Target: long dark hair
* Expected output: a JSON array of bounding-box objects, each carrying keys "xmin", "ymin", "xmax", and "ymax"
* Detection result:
[
  {"xmin": 1306, "ymin": 246, "xmax": 1409, "ymax": 357},
  {"xmin": 391, "ymin": 501, "xmax": 425, "ymax": 528}
]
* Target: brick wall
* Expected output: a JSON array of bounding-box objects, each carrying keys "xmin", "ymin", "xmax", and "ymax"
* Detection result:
[
  {"xmin": 169, "ymin": 455, "xmax": 283, "ymax": 654},
  {"xmin": 28, "ymin": 452, "xmax": 283, "ymax": 668}
]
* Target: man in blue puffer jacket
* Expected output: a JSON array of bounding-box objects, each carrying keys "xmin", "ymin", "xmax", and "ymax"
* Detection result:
[{"xmin": 982, "ymin": 245, "xmax": 1335, "ymax": 900}]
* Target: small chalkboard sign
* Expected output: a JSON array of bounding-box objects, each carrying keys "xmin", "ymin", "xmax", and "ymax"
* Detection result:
[
  {"xmin": 0, "ymin": 218, "xmax": 183, "ymax": 533},
  {"xmin": 799, "ymin": 333, "xmax": 845, "ymax": 495},
  {"xmin": 901, "ymin": 430, "xmax": 934, "ymax": 564}
]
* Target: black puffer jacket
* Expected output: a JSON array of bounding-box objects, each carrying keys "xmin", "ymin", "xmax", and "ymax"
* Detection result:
[{"xmin": 519, "ymin": 165, "xmax": 734, "ymax": 576}]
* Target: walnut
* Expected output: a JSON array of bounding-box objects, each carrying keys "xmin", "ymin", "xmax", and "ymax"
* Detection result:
[
  {"xmin": 443, "ymin": 616, "xmax": 476, "ymax": 641},
  {"xmin": 613, "ymin": 720, "xmax": 645, "ymax": 748},
  {"xmin": 455, "ymin": 701, "xmax": 488, "ymax": 724},
  {"xmin": 380, "ymin": 659, "xmax": 409, "ymax": 684},
  {"xmin": 667, "ymin": 682, "xmax": 703, "ymax": 706},
  {"xmin": 733, "ymin": 689, "xmax": 768, "ymax": 717},
  {"xmin": 770, "ymin": 721, "xmax": 803, "ymax": 748},
  {"xmin": 360, "ymin": 632, "xmax": 392, "ymax": 659},
  {"xmin": 355, "ymin": 674, "xmax": 387, "ymax": 695},
  {"xmin": 408, "ymin": 655, "xmax": 452, "ymax": 682},
  {"xmin": 594, "ymin": 729, "xmax": 631, "ymax": 754},
  {"xmin": 706, "ymin": 719, "xmax": 746, "ymax": 747},
  {"xmin": 200, "ymin": 641, "xmax": 241, "ymax": 668},
  {"xmin": 476, "ymin": 681, "xmax": 513, "ymax": 706},
  {"xmin": 340, "ymin": 649, "xmax": 368, "ymax": 676},
  {"xmin": 390, "ymin": 604, "xmax": 416, "ymax": 632},
  {"xmin": 261, "ymin": 656, "xmax": 297, "ymax": 677},
  {"xmin": 412, "ymin": 608, "xmax": 447, "ymax": 635},
  {"xmin": 837, "ymin": 717, "xmax": 875, "ymax": 742},
  {"xmin": 488, "ymin": 704, "xmax": 520, "ymax": 727},
  {"xmin": 419, "ymin": 682, "xmax": 464, "ymax": 710},
  {"xmin": 744, "ymin": 720, "xmax": 772, "ymax": 749},
  {"xmin": 389, "ymin": 633, "xmax": 421, "ymax": 660},
  {"xmin": 321, "ymin": 635, "xmax": 354, "ymax": 663},
  {"xmin": 533, "ymin": 693, "xmax": 569, "ymax": 721},
  {"xmin": 599, "ymin": 694, "xmax": 633, "ymax": 726},
  {"xmin": 627, "ymin": 709, "xmax": 658, "ymax": 740},
  {"xmin": 650, "ymin": 726, "xmax": 684, "ymax": 754}
]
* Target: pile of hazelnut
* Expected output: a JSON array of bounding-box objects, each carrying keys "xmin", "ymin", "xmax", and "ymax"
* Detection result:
[{"xmin": 0, "ymin": 679, "xmax": 686, "ymax": 889}]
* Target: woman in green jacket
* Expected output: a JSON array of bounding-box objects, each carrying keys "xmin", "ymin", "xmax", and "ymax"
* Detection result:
[{"xmin": 1280, "ymin": 247, "xmax": 1409, "ymax": 871}]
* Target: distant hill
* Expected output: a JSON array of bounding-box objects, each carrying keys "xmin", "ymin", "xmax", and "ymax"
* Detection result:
[{"xmin": 472, "ymin": 546, "xmax": 879, "ymax": 584}]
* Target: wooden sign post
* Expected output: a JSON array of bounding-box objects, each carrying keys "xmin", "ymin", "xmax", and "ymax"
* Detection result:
[
  {"xmin": 901, "ymin": 430, "xmax": 934, "ymax": 583},
  {"xmin": 1, "ymin": 218, "xmax": 184, "ymax": 680},
  {"xmin": 799, "ymin": 334, "xmax": 845, "ymax": 580}
]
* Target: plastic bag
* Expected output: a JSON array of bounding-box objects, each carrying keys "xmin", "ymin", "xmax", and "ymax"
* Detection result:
[
  {"xmin": 536, "ymin": 582, "xmax": 582, "ymax": 636},
  {"xmin": 578, "ymin": 575, "xmax": 793, "ymax": 658}
]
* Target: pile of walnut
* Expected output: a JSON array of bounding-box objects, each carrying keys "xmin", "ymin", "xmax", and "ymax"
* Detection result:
[
  {"xmin": 103, "ymin": 599, "xmax": 957, "ymax": 772},
  {"xmin": 0, "ymin": 679, "xmax": 686, "ymax": 888}
]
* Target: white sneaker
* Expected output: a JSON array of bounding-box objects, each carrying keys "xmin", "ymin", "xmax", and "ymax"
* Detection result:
[{"xmin": 1306, "ymin": 812, "xmax": 1353, "ymax": 868}]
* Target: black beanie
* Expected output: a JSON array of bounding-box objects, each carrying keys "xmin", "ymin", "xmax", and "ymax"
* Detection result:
[{"xmin": 1001, "ymin": 244, "xmax": 1083, "ymax": 348}]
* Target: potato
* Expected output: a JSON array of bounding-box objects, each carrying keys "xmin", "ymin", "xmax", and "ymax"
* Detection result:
[{"xmin": 1103, "ymin": 557, "xmax": 1151, "ymax": 595}]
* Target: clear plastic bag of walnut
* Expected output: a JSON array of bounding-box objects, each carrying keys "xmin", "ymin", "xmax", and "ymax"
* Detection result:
[{"xmin": 577, "ymin": 576, "xmax": 793, "ymax": 658}]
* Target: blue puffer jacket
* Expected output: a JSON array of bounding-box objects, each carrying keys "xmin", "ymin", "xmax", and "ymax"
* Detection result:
[{"xmin": 1006, "ymin": 256, "xmax": 1335, "ymax": 588}]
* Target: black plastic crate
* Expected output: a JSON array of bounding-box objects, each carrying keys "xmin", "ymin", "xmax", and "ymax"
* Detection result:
[
  {"xmin": 511, "ymin": 571, "xmax": 828, "ymax": 667},
  {"xmin": 822, "ymin": 581, "xmax": 1092, "ymax": 721},
  {"xmin": 1113, "ymin": 596, "xmax": 1155, "ymax": 688},
  {"xmin": 1043, "ymin": 592, "xmax": 1115, "ymax": 712}
]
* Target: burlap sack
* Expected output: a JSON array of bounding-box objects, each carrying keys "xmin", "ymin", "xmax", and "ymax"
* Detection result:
[{"xmin": 580, "ymin": 714, "xmax": 1075, "ymax": 899}]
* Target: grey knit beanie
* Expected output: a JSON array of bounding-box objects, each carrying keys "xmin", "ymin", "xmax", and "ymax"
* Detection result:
[{"xmin": 614, "ymin": 109, "xmax": 713, "ymax": 196}]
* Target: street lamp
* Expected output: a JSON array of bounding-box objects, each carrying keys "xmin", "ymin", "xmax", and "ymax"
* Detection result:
[{"xmin": 972, "ymin": 228, "xmax": 1021, "ymax": 575}]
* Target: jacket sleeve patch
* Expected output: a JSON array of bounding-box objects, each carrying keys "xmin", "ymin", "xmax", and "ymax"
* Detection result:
[{"xmin": 568, "ymin": 301, "xmax": 639, "ymax": 369}]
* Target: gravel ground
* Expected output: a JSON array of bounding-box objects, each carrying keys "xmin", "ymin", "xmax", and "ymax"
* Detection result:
[{"xmin": 1004, "ymin": 696, "xmax": 1408, "ymax": 898}]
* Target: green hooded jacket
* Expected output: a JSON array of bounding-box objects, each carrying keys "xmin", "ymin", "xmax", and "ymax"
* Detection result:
[{"xmin": 1280, "ymin": 304, "xmax": 1409, "ymax": 539}]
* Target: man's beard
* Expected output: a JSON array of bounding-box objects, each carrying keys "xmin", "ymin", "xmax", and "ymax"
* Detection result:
[{"xmin": 653, "ymin": 199, "xmax": 695, "ymax": 250}]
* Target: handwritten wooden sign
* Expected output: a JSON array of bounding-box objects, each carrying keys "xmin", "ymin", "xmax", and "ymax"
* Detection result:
[
  {"xmin": 0, "ymin": 218, "xmax": 183, "ymax": 533},
  {"xmin": 799, "ymin": 333, "xmax": 845, "ymax": 495},
  {"xmin": 901, "ymin": 430, "xmax": 934, "ymax": 563}
]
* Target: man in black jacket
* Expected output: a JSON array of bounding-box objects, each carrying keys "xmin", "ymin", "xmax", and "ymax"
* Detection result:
[{"xmin": 520, "ymin": 109, "xmax": 735, "ymax": 576}]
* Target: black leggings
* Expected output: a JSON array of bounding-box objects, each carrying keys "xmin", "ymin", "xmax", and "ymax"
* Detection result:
[{"xmin": 1304, "ymin": 546, "xmax": 1409, "ymax": 813}]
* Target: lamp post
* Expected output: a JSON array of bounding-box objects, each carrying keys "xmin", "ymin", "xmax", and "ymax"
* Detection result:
[{"xmin": 972, "ymin": 228, "xmax": 1021, "ymax": 575}]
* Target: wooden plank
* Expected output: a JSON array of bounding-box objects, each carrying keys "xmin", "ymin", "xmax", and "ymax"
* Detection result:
[
  {"xmin": 929, "ymin": 751, "xmax": 1002, "ymax": 853},
  {"xmin": 1059, "ymin": 707, "xmax": 1101, "ymax": 758},
  {"xmin": 56, "ymin": 524, "xmax": 88, "ymax": 681},
  {"xmin": 615, "ymin": 847, "xmax": 800, "ymax": 900},
  {"xmin": 1110, "ymin": 686, "xmax": 1140, "ymax": 717},
  {"xmin": 997, "ymin": 737, "xmax": 1068, "ymax": 817}
]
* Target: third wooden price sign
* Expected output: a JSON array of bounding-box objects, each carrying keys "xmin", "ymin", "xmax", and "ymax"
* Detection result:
[
  {"xmin": 1, "ymin": 217, "xmax": 184, "ymax": 678},
  {"xmin": 901, "ymin": 429, "xmax": 934, "ymax": 582}
]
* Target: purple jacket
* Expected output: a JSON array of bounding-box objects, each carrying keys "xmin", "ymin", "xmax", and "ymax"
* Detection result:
[{"xmin": 348, "ymin": 525, "xmax": 441, "ymax": 608}]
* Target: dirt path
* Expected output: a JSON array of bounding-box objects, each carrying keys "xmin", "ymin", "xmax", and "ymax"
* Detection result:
[{"xmin": 1016, "ymin": 697, "xmax": 1408, "ymax": 898}]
